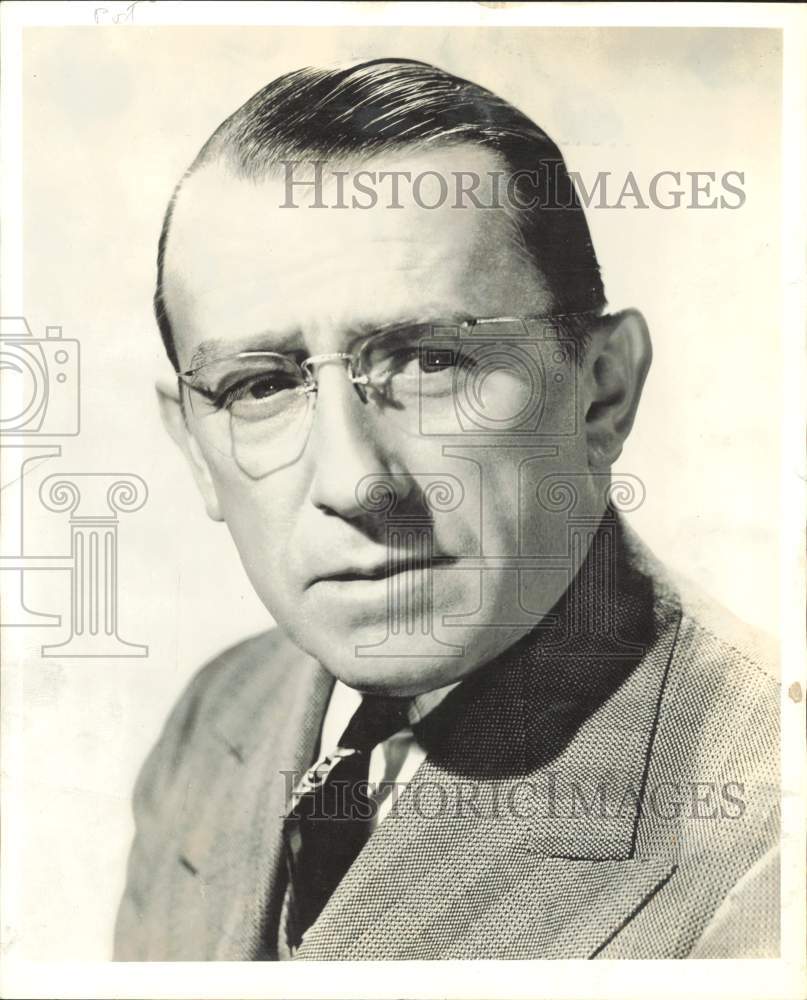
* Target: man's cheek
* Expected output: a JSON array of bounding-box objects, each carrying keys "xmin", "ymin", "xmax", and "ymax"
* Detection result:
[
  {"xmin": 218, "ymin": 490, "xmax": 298, "ymax": 581},
  {"xmin": 431, "ymin": 509, "xmax": 479, "ymax": 559}
]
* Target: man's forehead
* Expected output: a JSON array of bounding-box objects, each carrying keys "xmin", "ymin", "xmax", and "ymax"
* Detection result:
[
  {"xmin": 163, "ymin": 145, "xmax": 550, "ymax": 363},
  {"xmin": 167, "ymin": 145, "xmax": 520, "ymax": 268}
]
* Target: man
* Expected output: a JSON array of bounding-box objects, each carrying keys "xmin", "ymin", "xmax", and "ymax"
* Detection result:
[{"xmin": 115, "ymin": 59, "xmax": 779, "ymax": 960}]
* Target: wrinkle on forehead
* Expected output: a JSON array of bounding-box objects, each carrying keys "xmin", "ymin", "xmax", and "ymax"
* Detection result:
[{"xmin": 163, "ymin": 145, "xmax": 551, "ymax": 365}]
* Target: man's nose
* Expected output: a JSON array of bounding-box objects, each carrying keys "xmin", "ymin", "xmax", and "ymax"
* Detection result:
[{"xmin": 306, "ymin": 363, "xmax": 407, "ymax": 520}]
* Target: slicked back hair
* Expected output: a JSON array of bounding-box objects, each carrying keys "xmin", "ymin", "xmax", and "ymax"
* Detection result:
[{"xmin": 155, "ymin": 58, "xmax": 606, "ymax": 371}]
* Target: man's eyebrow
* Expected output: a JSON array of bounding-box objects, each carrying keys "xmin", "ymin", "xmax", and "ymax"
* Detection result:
[
  {"xmin": 186, "ymin": 330, "xmax": 301, "ymax": 370},
  {"xmin": 185, "ymin": 311, "xmax": 478, "ymax": 370},
  {"xmin": 363, "ymin": 310, "xmax": 477, "ymax": 336}
]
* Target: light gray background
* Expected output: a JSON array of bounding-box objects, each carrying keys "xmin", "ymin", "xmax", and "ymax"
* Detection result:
[{"xmin": 13, "ymin": 25, "xmax": 781, "ymax": 959}]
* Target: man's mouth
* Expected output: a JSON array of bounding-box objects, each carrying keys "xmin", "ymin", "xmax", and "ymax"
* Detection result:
[
  {"xmin": 311, "ymin": 562, "xmax": 426, "ymax": 587},
  {"xmin": 307, "ymin": 555, "xmax": 456, "ymax": 590}
]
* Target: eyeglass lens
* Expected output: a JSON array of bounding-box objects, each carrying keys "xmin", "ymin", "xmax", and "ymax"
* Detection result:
[{"xmin": 184, "ymin": 319, "xmax": 576, "ymax": 478}]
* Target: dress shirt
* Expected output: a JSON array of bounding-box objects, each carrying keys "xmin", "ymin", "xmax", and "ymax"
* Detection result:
[{"xmin": 316, "ymin": 677, "xmax": 461, "ymax": 828}]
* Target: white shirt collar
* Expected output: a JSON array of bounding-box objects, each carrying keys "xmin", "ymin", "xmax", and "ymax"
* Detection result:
[{"xmin": 319, "ymin": 677, "xmax": 461, "ymax": 756}]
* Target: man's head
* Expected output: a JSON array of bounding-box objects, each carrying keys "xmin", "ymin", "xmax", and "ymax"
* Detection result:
[{"xmin": 156, "ymin": 59, "xmax": 651, "ymax": 695}]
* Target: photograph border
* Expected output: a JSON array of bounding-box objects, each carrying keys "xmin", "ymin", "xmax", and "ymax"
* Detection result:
[{"xmin": 1, "ymin": 3, "xmax": 804, "ymax": 998}]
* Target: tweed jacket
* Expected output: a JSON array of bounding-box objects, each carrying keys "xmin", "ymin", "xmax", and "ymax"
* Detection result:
[{"xmin": 114, "ymin": 517, "xmax": 779, "ymax": 960}]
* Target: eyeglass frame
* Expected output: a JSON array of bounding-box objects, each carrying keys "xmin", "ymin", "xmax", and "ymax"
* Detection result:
[{"xmin": 175, "ymin": 309, "xmax": 602, "ymax": 410}]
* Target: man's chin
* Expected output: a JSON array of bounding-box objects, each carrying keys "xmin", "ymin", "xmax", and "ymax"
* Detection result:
[
  {"xmin": 281, "ymin": 611, "xmax": 459, "ymax": 693},
  {"xmin": 315, "ymin": 651, "xmax": 471, "ymax": 697},
  {"xmin": 278, "ymin": 583, "xmax": 535, "ymax": 695},
  {"xmin": 298, "ymin": 620, "xmax": 502, "ymax": 695}
]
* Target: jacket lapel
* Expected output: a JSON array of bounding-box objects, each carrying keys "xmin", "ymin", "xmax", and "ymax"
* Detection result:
[
  {"xmin": 299, "ymin": 850, "xmax": 676, "ymax": 960},
  {"xmin": 174, "ymin": 643, "xmax": 334, "ymax": 959},
  {"xmin": 296, "ymin": 514, "xmax": 683, "ymax": 960}
]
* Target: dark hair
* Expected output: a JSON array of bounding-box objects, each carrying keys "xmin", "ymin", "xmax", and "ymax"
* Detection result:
[{"xmin": 155, "ymin": 58, "xmax": 606, "ymax": 370}]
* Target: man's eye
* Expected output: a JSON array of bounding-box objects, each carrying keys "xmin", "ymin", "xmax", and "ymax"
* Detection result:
[
  {"xmin": 216, "ymin": 371, "xmax": 301, "ymax": 409},
  {"xmin": 420, "ymin": 348, "xmax": 457, "ymax": 374},
  {"xmin": 379, "ymin": 347, "xmax": 458, "ymax": 377},
  {"xmin": 376, "ymin": 345, "xmax": 477, "ymax": 386}
]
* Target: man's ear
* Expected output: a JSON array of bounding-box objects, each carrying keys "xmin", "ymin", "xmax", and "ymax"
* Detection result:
[
  {"xmin": 156, "ymin": 378, "xmax": 224, "ymax": 521},
  {"xmin": 583, "ymin": 309, "xmax": 652, "ymax": 470}
]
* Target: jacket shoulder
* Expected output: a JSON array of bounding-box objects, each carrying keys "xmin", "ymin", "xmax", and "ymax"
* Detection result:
[
  {"xmin": 167, "ymin": 627, "xmax": 304, "ymax": 739},
  {"xmin": 675, "ymin": 570, "xmax": 778, "ymax": 683},
  {"xmin": 640, "ymin": 546, "xmax": 780, "ymax": 849},
  {"xmin": 114, "ymin": 626, "xmax": 310, "ymax": 959},
  {"xmin": 130, "ymin": 626, "xmax": 308, "ymax": 823},
  {"xmin": 667, "ymin": 570, "xmax": 779, "ymax": 724},
  {"xmin": 623, "ymin": 519, "xmax": 779, "ymax": 789},
  {"xmin": 665, "ymin": 592, "xmax": 779, "ymax": 810},
  {"xmin": 622, "ymin": 518, "xmax": 778, "ymax": 690}
]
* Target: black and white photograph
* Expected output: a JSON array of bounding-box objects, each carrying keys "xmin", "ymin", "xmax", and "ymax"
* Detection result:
[{"xmin": 1, "ymin": 3, "xmax": 804, "ymax": 998}]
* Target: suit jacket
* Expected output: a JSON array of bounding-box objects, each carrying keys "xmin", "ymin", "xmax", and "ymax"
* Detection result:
[{"xmin": 114, "ymin": 516, "xmax": 779, "ymax": 960}]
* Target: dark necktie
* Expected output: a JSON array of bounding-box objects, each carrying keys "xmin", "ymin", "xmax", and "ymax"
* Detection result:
[{"xmin": 283, "ymin": 693, "xmax": 411, "ymax": 950}]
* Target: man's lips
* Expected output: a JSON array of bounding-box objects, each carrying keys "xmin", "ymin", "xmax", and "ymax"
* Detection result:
[{"xmin": 306, "ymin": 555, "xmax": 456, "ymax": 589}]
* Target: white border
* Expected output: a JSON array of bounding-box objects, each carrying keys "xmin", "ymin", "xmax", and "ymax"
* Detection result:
[
  {"xmin": 779, "ymin": 0, "xmax": 807, "ymax": 982},
  {"xmin": 1, "ymin": 0, "xmax": 805, "ymax": 29},
  {"xmin": 1, "ymin": 3, "xmax": 804, "ymax": 999}
]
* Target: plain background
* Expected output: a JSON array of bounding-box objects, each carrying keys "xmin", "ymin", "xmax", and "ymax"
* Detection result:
[{"xmin": 8, "ymin": 24, "xmax": 781, "ymax": 960}]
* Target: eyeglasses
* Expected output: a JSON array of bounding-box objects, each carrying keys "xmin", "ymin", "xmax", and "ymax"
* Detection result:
[{"xmin": 178, "ymin": 312, "xmax": 595, "ymax": 478}]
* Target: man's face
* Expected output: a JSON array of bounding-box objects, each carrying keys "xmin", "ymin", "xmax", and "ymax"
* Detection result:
[{"xmin": 163, "ymin": 145, "xmax": 598, "ymax": 695}]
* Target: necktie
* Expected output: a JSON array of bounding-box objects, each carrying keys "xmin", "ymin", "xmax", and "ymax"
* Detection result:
[{"xmin": 283, "ymin": 694, "xmax": 411, "ymax": 949}]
